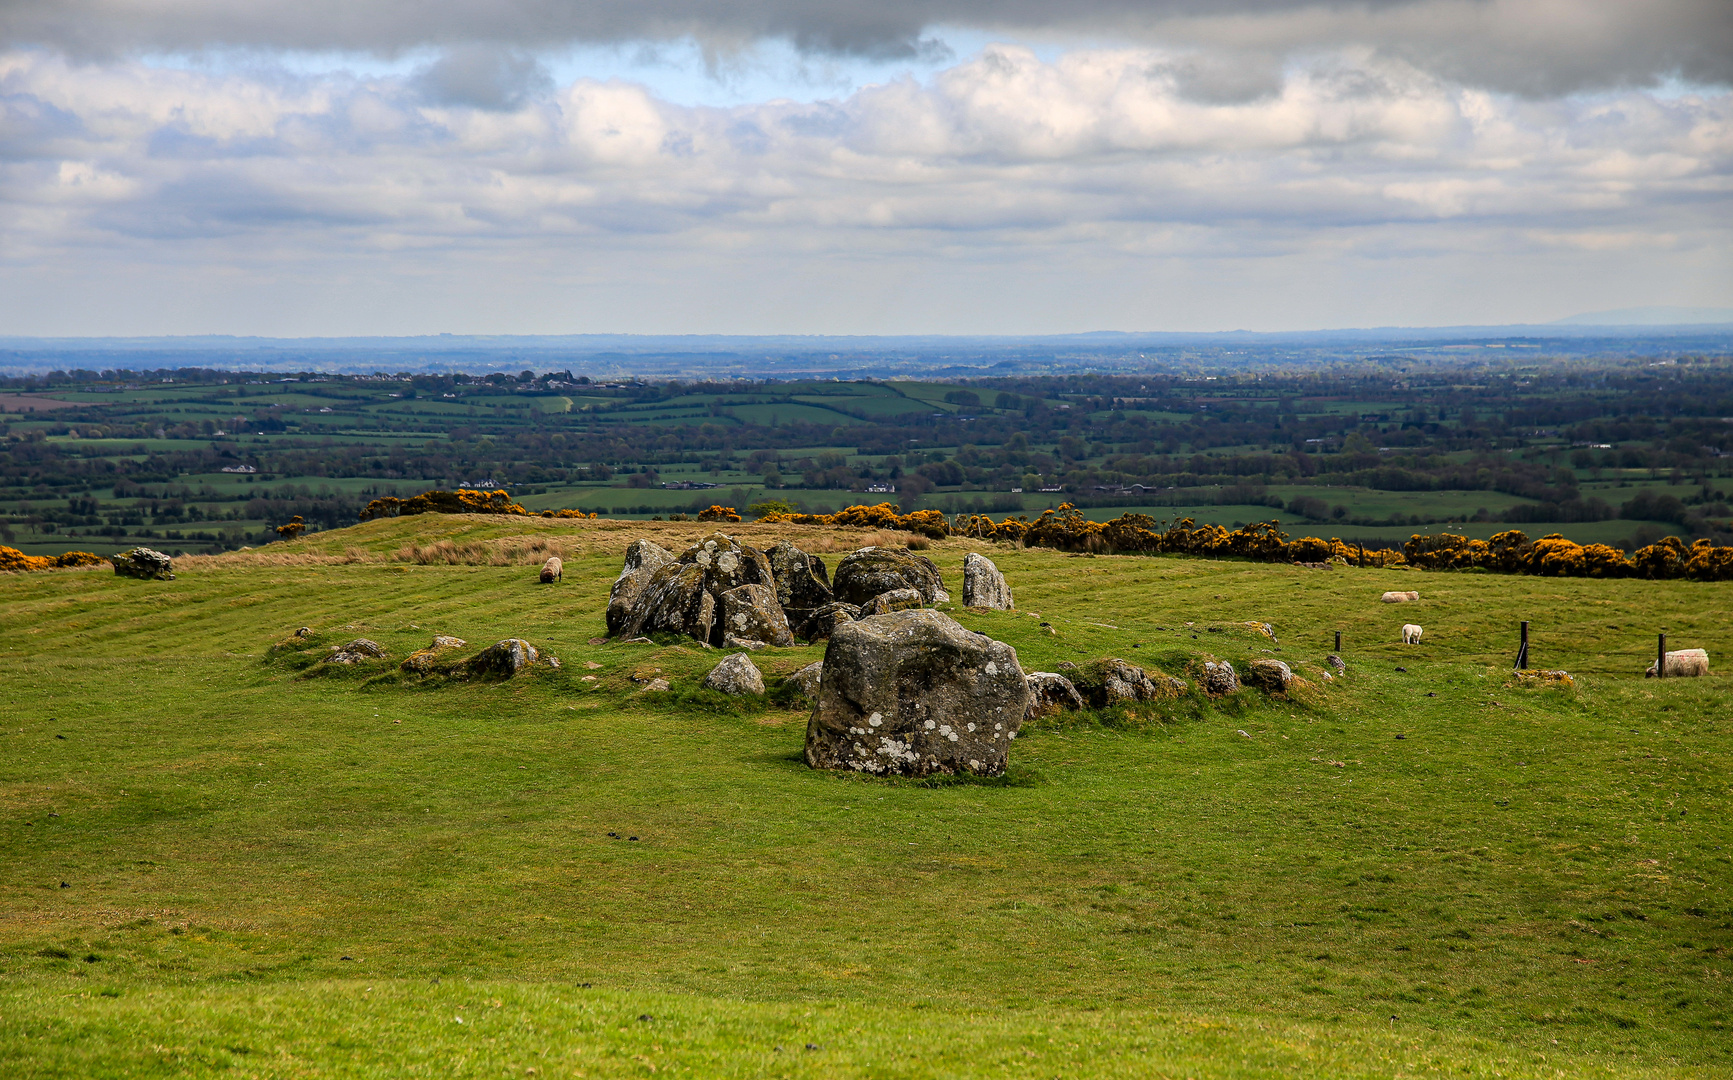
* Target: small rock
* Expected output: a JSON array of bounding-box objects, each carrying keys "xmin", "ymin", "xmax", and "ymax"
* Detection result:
[
  {"xmin": 1242, "ymin": 658, "xmax": 1294, "ymax": 694},
  {"xmin": 1024, "ymin": 672, "xmax": 1084, "ymax": 720},
  {"xmin": 1200, "ymin": 660, "xmax": 1239, "ymax": 695},
  {"xmin": 466, "ymin": 638, "xmax": 539, "ymax": 677},
  {"xmin": 860, "ymin": 587, "xmax": 924, "ymax": 617},
  {"xmin": 295, "ymin": 626, "xmax": 312, "ymax": 637},
  {"xmin": 703, "ymin": 653, "xmax": 765, "ymax": 695},
  {"xmin": 640, "ymin": 677, "xmax": 671, "ymax": 693},
  {"xmin": 401, "ymin": 635, "xmax": 467, "ymax": 674},
  {"xmin": 328, "ymin": 638, "xmax": 387, "ymax": 665},
  {"xmin": 1326, "ymin": 654, "xmax": 1346, "ymax": 673},
  {"xmin": 721, "ymin": 634, "xmax": 766, "ymax": 650},
  {"xmin": 786, "ymin": 661, "xmax": 824, "ymax": 700},
  {"xmin": 1237, "ymin": 729, "xmax": 1251, "ymax": 738}
]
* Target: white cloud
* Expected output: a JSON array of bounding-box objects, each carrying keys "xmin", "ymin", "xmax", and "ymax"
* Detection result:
[{"xmin": 0, "ymin": 43, "xmax": 1727, "ymax": 333}]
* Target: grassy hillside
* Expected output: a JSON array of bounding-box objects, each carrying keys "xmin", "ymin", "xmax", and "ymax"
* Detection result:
[{"xmin": 1, "ymin": 515, "xmax": 1728, "ymax": 1078}]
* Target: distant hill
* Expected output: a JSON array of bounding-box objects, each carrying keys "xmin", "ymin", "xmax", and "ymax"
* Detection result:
[{"xmin": 1554, "ymin": 305, "xmax": 1733, "ymax": 326}]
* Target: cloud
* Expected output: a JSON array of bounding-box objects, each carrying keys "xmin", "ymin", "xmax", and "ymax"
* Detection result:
[
  {"xmin": 0, "ymin": 1, "xmax": 1728, "ymax": 96},
  {"xmin": 412, "ymin": 46, "xmax": 552, "ymax": 110}
]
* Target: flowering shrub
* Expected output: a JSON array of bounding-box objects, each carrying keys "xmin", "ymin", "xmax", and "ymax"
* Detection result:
[
  {"xmin": 359, "ymin": 489, "xmax": 528, "ymax": 520},
  {"xmin": 759, "ymin": 502, "xmax": 949, "ymax": 539},
  {"xmin": 697, "ymin": 505, "xmax": 743, "ymax": 522},
  {"xmin": 0, "ymin": 546, "xmax": 104, "ymax": 573},
  {"xmin": 275, "ymin": 515, "xmax": 307, "ymax": 540}
]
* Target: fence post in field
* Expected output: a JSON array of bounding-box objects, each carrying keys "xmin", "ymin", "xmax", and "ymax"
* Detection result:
[
  {"xmin": 1515, "ymin": 621, "xmax": 1529, "ymax": 670},
  {"xmin": 1335, "ymin": 630, "xmax": 1343, "ymax": 653},
  {"xmin": 1657, "ymin": 633, "xmax": 1667, "ymax": 679}
]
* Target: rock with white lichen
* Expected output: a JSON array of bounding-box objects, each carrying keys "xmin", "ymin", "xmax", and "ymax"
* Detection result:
[
  {"xmin": 787, "ymin": 661, "xmax": 824, "ymax": 700},
  {"xmin": 1243, "ymin": 658, "xmax": 1294, "ymax": 693},
  {"xmin": 615, "ymin": 533, "xmax": 776, "ymax": 647},
  {"xmin": 804, "ymin": 608, "xmax": 1028, "ymax": 778},
  {"xmin": 720, "ymin": 583, "xmax": 795, "ymax": 647},
  {"xmin": 859, "ymin": 587, "xmax": 924, "ymax": 617},
  {"xmin": 466, "ymin": 638, "xmax": 538, "ymax": 677},
  {"xmin": 327, "ymin": 638, "xmax": 387, "ymax": 665},
  {"xmin": 831, "ymin": 547, "xmax": 949, "ymax": 607},
  {"xmin": 962, "ymin": 552, "xmax": 1014, "ymax": 610},
  {"xmin": 1024, "ymin": 671, "xmax": 1084, "ymax": 721},
  {"xmin": 766, "ymin": 539, "xmax": 833, "ymax": 627},
  {"xmin": 796, "ymin": 602, "xmax": 861, "ymax": 642},
  {"xmin": 605, "ymin": 539, "xmax": 675, "ymax": 636},
  {"xmin": 702, "ymin": 652, "xmax": 765, "ymax": 695},
  {"xmin": 111, "ymin": 546, "xmax": 175, "ymax": 580}
]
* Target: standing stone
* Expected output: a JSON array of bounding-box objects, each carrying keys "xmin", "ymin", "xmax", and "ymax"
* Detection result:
[
  {"xmin": 720, "ymin": 583, "xmax": 794, "ymax": 647},
  {"xmin": 606, "ymin": 540, "xmax": 675, "ymax": 636},
  {"xmin": 1243, "ymin": 658, "xmax": 1294, "ymax": 693},
  {"xmin": 962, "ymin": 552, "xmax": 1014, "ymax": 610},
  {"xmin": 796, "ymin": 602, "xmax": 861, "ymax": 642},
  {"xmin": 1024, "ymin": 672, "xmax": 1084, "ymax": 720},
  {"xmin": 767, "ymin": 540, "xmax": 833, "ymax": 626},
  {"xmin": 111, "ymin": 547, "xmax": 175, "ymax": 580},
  {"xmin": 702, "ymin": 653, "xmax": 765, "ymax": 695},
  {"xmin": 831, "ymin": 547, "xmax": 949, "ymax": 607},
  {"xmin": 617, "ymin": 533, "xmax": 777, "ymax": 647},
  {"xmin": 804, "ymin": 609, "xmax": 1029, "ymax": 777}
]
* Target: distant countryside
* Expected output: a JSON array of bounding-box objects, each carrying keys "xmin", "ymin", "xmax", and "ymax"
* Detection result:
[{"xmin": 3, "ymin": 354, "xmax": 1731, "ymax": 558}]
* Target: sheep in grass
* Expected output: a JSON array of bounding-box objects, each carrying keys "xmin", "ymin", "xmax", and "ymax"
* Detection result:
[
  {"xmin": 1646, "ymin": 648, "xmax": 1709, "ymax": 678},
  {"xmin": 1382, "ymin": 590, "xmax": 1420, "ymax": 603},
  {"xmin": 1401, "ymin": 623, "xmax": 1423, "ymax": 645},
  {"xmin": 539, "ymin": 556, "xmax": 563, "ymax": 584}
]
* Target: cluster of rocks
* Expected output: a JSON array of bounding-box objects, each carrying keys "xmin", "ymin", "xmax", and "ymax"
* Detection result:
[
  {"xmin": 112, "ymin": 547, "xmax": 174, "ymax": 580},
  {"xmin": 313, "ymin": 632, "xmax": 556, "ymax": 678},
  {"xmin": 606, "ymin": 533, "xmax": 998, "ymax": 649}
]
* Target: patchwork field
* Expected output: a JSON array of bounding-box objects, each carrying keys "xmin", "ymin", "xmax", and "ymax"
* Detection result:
[{"xmin": 1, "ymin": 515, "xmax": 1728, "ymax": 1077}]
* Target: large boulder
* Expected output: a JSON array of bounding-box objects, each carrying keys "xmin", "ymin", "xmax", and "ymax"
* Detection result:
[
  {"xmin": 616, "ymin": 533, "xmax": 778, "ymax": 647},
  {"xmin": 804, "ymin": 609, "xmax": 1028, "ymax": 777},
  {"xmin": 1025, "ymin": 671, "xmax": 1084, "ymax": 721},
  {"xmin": 796, "ymin": 602, "xmax": 861, "ymax": 642},
  {"xmin": 721, "ymin": 583, "xmax": 795, "ymax": 647},
  {"xmin": 962, "ymin": 552, "xmax": 1014, "ymax": 610},
  {"xmin": 1243, "ymin": 658, "xmax": 1294, "ymax": 693},
  {"xmin": 703, "ymin": 653, "xmax": 765, "ymax": 695},
  {"xmin": 468, "ymin": 638, "xmax": 538, "ymax": 677},
  {"xmin": 606, "ymin": 540, "xmax": 675, "ymax": 636},
  {"xmin": 860, "ymin": 587, "xmax": 924, "ymax": 617},
  {"xmin": 112, "ymin": 547, "xmax": 175, "ymax": 580},
  {"xmin": 767, "ymin": 540, "xmax": 833, "ymax": 625},
  {"xmin": 831, "ymin": 547, "xmax": 949, "ymax": 607}
]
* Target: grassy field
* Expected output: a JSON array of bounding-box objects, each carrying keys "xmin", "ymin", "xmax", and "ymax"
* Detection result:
[{"xmin": 1, "ymin": 515, "xmax": 1728, "ymax": 1077}]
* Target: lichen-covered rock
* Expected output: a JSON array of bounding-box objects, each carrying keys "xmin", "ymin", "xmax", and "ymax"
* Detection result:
[
  {"xmin": 467, "ymin": 638, "xmax": 538, "ymax": 677},
  {"xmin": 787, "ymin": 661, "xmax": 824, "ymax": 700},
  {"xmin": 804, "ymin": 609, "xmax": 1028, "ymax": 777},
  {"xmin": 606, "ymin": 540, "xmax": 675, "ymax": 635},
  {"xmin": 796, "ymin": 602, "xmax": 861, "ymax": 642},
  {"xmin": 1201, "ymin": 660, "xmax": 1239, "ymax": 695},
  {"xmin": 1326, "ymin": 653, "xmax": 1346, "ymax": 673},
  {"xmin": 616, "ymin": 534, "xmax": 777, "ymax": 647},
  {"xmin": 1243, "ymin": 658, "xmax": 1294, "ymax": 693},
  {"xmin": 722, "ymin": 634, "xmax": 766, "ymax": 650},
  {"xmin": 767, "ymin": 539, "xmax": 833, "ymax": 625},
  {"xmin": 962, "ymin": 552, "xmax": 1014, "ymax": 610},
  {"xmin": 860, "ymin": 587, "xmax": 924, "ymax": 617},
  {"xmin": 328, "ymin": 638, "xmax": 386, "ymax": 664},
  {"xmin": 721, "ymin": 583, "xmax": 795, "ymax": 647},
  {"xmin": 639, "ymin": 677, "xmax": 671, "ymax": 693},
  {"xmin": 111, "ymin": 547, "xmax": 175, "ymax": 580},
  {"xmin": 1064, "ymin": 658, "xmax": 1175, "ymax": 708},
  {"xmin": 401, "ymin": 634, "xmax": 467, "ymax": 674},
  {"xmin": 831, "ymin": 547, "xmax": 948, "ymax": 607},
  {"xmin": 1024, "ymin": 671, "xmax": 1084, "ymax": 720},
  {"xmin": 702, "ymin": 653, "xmax": 765, "ymax": 695}
]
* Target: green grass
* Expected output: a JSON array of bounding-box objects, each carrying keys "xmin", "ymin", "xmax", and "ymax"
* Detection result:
[{"xmin": 1, "ymin": 515, "xmax": 1728, "ymax": 1077}]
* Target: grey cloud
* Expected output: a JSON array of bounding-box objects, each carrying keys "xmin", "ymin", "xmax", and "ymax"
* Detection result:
[
  {"xmin": 412, "ymin": 46, "xmax": 552, "ymax": 110},
  {"xmin": 1, "ymin": 1, "xmax": 1729, "ymax": 94}
]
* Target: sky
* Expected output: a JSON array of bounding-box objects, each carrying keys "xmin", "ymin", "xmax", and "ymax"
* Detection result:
[{"xmin": 0, "ymin": 0, "xmax": 1729, "ymax": 336}]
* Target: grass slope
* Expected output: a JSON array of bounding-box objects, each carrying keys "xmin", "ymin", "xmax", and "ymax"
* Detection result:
[{"xmin": 1, "ymin": 516, "xmax": 1728, "ymax": 1077}]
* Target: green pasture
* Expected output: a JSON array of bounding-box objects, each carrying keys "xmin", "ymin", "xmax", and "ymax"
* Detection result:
[{"xmin": 0, "ymin": 514, "xmax": 1727, "ymax": 1077}]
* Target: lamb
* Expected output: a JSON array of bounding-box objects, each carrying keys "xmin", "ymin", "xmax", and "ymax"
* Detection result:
[
  {"xmin": 1401, "ymin": 623, "xmax": 1423, "ymax": 645},
  {"xmin": 1381, "ymin": 590, "xmax": 1420, "ymax": 603},
  {"xmin": 1645, "ymin": 648, "xmax": 1708, "ymax": 678},
  {"xmin": 539, "ymin": 556, "xmax": 563, "ymax": 584}
]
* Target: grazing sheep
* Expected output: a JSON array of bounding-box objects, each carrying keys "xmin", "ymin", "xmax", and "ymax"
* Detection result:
[
  {"xmin": 1401, "ymin": 623, "xmax": 1423, "ymax": 645},
  {"xmin": 1645, "ymin": 648, "xmax": 1709, "ymax": 678},
  {"xmin": 1381, "ymin": 590, "xmax": 1421, "ymax": 603},
  {"xmin": 539, "ymin": 556, "xmax": 563, "ymax": 584}
]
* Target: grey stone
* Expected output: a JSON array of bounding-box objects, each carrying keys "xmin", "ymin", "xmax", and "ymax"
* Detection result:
[
  {"xmin": 787, "ymin": 661, "xmax": 824, "ymax": 700},
  {"xmin": 1326, "ymin": 653, "xmax": 1346, "ymax": 673},
  {"xmin": 328, "ymin": 638, "xmax": 386, "ymax": 664},
  {"xmin": 1201, "ymin": 660, "xmax": 1239, "ymax": 695},
  {"xmin": 111, "ymin": 547, "xmax": 174, "ymax": 580},
  {"xmin": 721, "ymin": 583, "xmax": 795, "ymax": 647},
  {"xmin": 962, "ymin": 552, "xmax": 1014, "ymax": 610},
  {"xmin": 640, "ymin": 677, "xmax": 671, "ymax": 693},
  {"xmin": 767, "ymin": 539, "xmax": 833, "ymax": 625},
  {"xmin": 722, "ymin": 634, "xmax": 766, "ymax": 650},
  {"xmin": 1243, "ymin": 658, "xmax": 1294, "ymax": 693},
  {"xmin": 616, "ymin": 533, "xmax": 778, "ymax": 647},
  {"xmin": 831, "ymin": 547, "xmax": 948, "ymax": 607},
  {"xmin": 401, "ymin": 635, "xmax": 467, "ymax": 674},
  {"xmin": 702, "ymin": 653, "xmax": 765, "ymax": 695},
  {"xmin": 1066, "ymin": 658, "xmax": 1174, "ymax": 708},
  {"xmin": 606, "ymin": 540, "xmax": 675, "ymax": 636},
  {"xmin": 860, "ymin": 587, "xmax": 924, "ymax": 617},
  {"xmin": 467, "ymin": 638, "xmax": 539, "ymax": 677},
  {"xmin": 796, "ymin": 602, "xmax": 861, "ymax": 642},
  {"xmin": 804, "ymin": 609, "xmax": 1028, "ymax": 778},
  {"xmin": 1024, "ymin": 671, "xmax": 1084, "ymax": 720}
]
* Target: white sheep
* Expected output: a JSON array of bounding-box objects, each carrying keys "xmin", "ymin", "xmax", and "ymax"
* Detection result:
[
  {"xmin": 539, "ymin": 555, "xmax": 563, "ymax": 584},
  {"xmin": 1646, "ymin": 648, "xmax": 1708, "ymax": 678},
  {"xmin": 1381, "ymin": 590, "xmax": 1420, "ymax": 603},
  {"xmin": 1401, "ymin": 623, "xmax": 1423, "ymax": 645}
]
